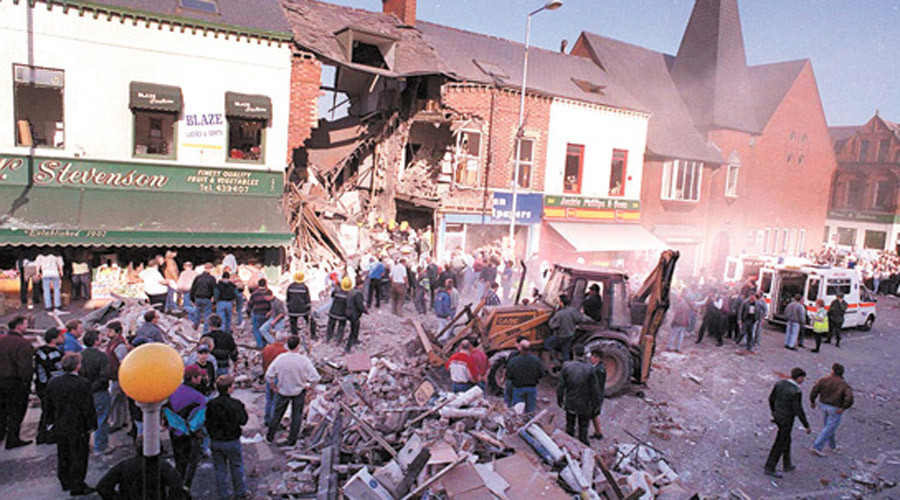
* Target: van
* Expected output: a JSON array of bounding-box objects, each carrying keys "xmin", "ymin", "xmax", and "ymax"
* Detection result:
[
  {"xmin": 759, "ymin": 264, "xmax": 876, "ymax": 331},
  {"xmin": 724, "ymin": 255, "xmax": 811, "ymax": 284}
]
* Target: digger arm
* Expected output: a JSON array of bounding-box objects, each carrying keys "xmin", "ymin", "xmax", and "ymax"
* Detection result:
[{"xmin": 634, "ymin": 250, "xmax": 680, "ymax": 384}]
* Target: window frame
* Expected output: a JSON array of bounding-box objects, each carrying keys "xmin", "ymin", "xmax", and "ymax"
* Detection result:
[
  {"xmin": 725, "ymin": 161, "xmax": 740, "ymax": 198},
  {"xmin": 13, "ymin": 63, "xmax": 65, "ymax": 149},
  {"xmin": 225, "ymin": 117, "xmax": 267, "ymax": 165},
  {"xmin": 608, "ymin": 148, "xmax": 628, "ymax": 197},
  {"xmin": 563, "ymin": 143, "xmax": 584, "ymax": 194},
  {"xmin": 179, "ymin": 0, "xmax": 220, "ymax": 14},
  {"xmin": 661, "ymin": 159, "xmax": 703, "ymax": 202},
  {"xmin": 454, "ymin": 129, "xmax": 482, "ymax": 187},
  {"xmin": 859, "ymin": 139, "xmax": 869, "ymax": 162},
  {"xmin": 878, "ymin": 139, "xmax": 891, "ymax": 163},
  {"xmin": 132, "ymin": 110, "xmax": 178, "ymax": 160},
  {"xmin": 515, "ymin": 136, "xmax": 535, "ymax": 190}
]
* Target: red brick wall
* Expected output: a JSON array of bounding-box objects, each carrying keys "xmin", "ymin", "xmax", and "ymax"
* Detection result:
[
  {"xmin": 440, "ymin": 84, "xmax": 551, "ymax": 210},
  {"xmin": 287, "ymin": 51, "xmax": 322, "ymax": 163},
  {"xmin": 382, "ymin": 0, "xmax": 416, "ymax": 26}
]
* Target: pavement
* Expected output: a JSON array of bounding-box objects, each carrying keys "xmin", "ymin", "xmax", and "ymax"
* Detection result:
[{"xmin": 2, "ymin": 296, "xmax": 899, "ymax": 498}]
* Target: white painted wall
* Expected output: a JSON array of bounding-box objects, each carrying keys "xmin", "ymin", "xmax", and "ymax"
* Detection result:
[
  {"xmin": 0, "ymin": 2, "xmax": 292, "ymax": 171},
  {"xmin": 545, "ymin": 99, "xmax": 648, "ymax": 201},
  {"xmin": 825, "ymin": 218, "xmax": 898, "ymax": 251}
]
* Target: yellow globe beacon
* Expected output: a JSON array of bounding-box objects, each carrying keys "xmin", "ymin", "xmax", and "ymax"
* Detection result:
[{"xmin": 119, "ymin": 343, "xmax": 184, "ymax": 404}]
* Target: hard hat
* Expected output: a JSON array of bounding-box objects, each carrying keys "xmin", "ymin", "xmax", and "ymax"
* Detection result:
[
  {"xmin": 341, "ymin": 276, "xmax": 353, "ymax": 291},
  {"xmin": 293, "ymin": 271, "xmax": 305, "ymax": 283}
]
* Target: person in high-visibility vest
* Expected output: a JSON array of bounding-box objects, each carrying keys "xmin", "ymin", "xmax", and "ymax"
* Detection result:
[{"xmin": 811, "ymin": 299, "xmax": 829, "ymax": 353}]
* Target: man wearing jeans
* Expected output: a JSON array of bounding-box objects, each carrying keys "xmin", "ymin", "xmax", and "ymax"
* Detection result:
[
  {"xmin": 265, "ymin": 336, "xmax": 321, "ymax": 446},
  {"xmin": 79, "ymin": 330, "xmax": 110, "ymax": 454},
  {"xmin": 784, "ymin": 294, "xmax": 806, "ymax": 350},
  {"xmin": 504, "ymin": 340, "xmax": 545, "ymax": 414},
  {"xmin": 249, "ymin": 279, "xmax": 274, "ymax": 348},
  {"xmin": 206, "ymin": 375, "xmax": 249, "ymax": 500},
  {"xmin": 35, "ymin": 252, "xmax": 64, "ymax": 311},
  {"xmin": 214, "ymin": 271, "xmax": 239, "ymax": 333},
  {"xmin": 190, "ymin": 264, "xmax": 216, "ymax": 331},
  {"xmin": 668, "ymin": 293, "xmax": 690, "ymax": 352},
  {"xmin": 810, "ymin": 363, "xmax": 854, "ymax": 456}
]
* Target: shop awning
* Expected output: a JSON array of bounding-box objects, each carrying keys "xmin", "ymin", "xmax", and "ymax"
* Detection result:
[
  {"xmin": 225, "ymin": 92, "xmax": 272, "ymax": 120},
  {"xmin": 0, "ymin": 186, "xmax": 293, "ymax": 247},
  {"xmin": 548, "ymin": 222, "xmax": 668, "ymax": 253},
  {"xmin": 129, "ymin": 81, "xmax": 183, "ymax": 113}
]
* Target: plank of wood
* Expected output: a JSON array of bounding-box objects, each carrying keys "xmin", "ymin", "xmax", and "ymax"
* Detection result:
[
  {"xmin": 338, "ymin": 401, "xmax": 397, "ymax": 458},
  {"xmin": 595, "ymin": 455, "xmax": 625, "ymax": 500}
]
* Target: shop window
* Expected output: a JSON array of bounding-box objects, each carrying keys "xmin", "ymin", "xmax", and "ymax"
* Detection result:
[
  {"xmin": 864, "ymin": 230, "xmax": 887, "ymax": 250},
  {"xmin": 180, "ymin": 0, "xmax": 218, "ymax": 13},
  {"xmin": 661, "ymin": 159, "xmax": 702, "ymax": 202},
  {"xmin": 836, "ymin": 227, "xmax": 856, "ymax": 246},
  {"xmin": 227, "ymin": 119, "xmax": 265, "ymax": 162},
  {"xmin": 516, "ymin": 137, "xmax": 535, "ymax": 189},
  {"xmin": 878, "ymin": 139, "xmax": 890, "ymax": 163},
  {"xmin": 455, "ymin": 130, "xmax": 481, "ymax": 187},
  {"xmin": 725, "ymin": 154, "xmax": 740, "ymax": 198},
  {"xmin": 859, "ymin": 140, "xmax": 869, "ymax": 162},
  {"xmin": 134, "ymin": 111, "xmax": 176, "ymax": 158},
  {"xmin": 563, "ymin": 144, "xmax": 584, "ymax": 194},
  {"xmin": 609, "ymin": 149, "xmax": 627, "ymax": 196},
  {"xmin": 13, "ymin": 64, "xmax": 64, "ymax": 148}
]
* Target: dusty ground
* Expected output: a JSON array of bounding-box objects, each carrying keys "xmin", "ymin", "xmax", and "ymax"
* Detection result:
[{"xmin": 2, "ymin": 297, "xmax": 899, "ymax": 498}]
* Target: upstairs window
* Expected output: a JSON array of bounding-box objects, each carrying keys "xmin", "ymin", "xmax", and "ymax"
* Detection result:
[
  {"xmin": 661, "ymin": 159, "xmax": 702, "ymax": 202},
  {"xmin": 878, "ymin": 139, "xmax": 891, "ymax": 163},
  {"xmin": 455, "ymin": 130, "xmax": 481, "ymax": 187},
  {"xmin": 335, "ymin": 28, "xmax": 397, "ymax": 71},
  {"xmin": 859, "ymin": 140, "xmax": 869, "ymax": 162},
  {"xmin": 225, "ymin": 92, "xmax": 271, "ymax": 163},
  {"xmin": 129, "ymin": 82, "xmax": 182, "ymax": 159},
  {"xmin": 846, "ymin": 179, "xmax": 865, "ymax": 208},
  {"xmin": 14, "ymin": 64, "xmax": 64, "ymax": 148},
  {"xmin": 873, "ymin": 179, "xmax": 896, "ymax": 209},
  {"xmin": 609, "ymin": 149, "xmax": 627, "ymax": 196},
  {"xmin": 515, "ymin": 138, "xmax": 535, "ymax": 189},
  {"xmin": 564, "ymin": 144, "xmax": 584, "ymax": 194},
  {"xmin": 725, "ymin": 151, "xmax": 740, "ymax": 198},
  {"xmin": 180, "ymin": 0, "xmax": 219, "ymax": 14}
]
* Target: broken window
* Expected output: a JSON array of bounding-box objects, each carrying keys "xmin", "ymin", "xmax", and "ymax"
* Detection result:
[
  {"xmin": 14, "ymin": 64, "xmax": 64, "ymax": 148},
  {"xmin": 455, "ymin": 130, "xmax": 481, "ymax": 187},
  {"xmin": 609, "ymin": 149, "xmax": 627, "ymax": 196},
  {"xmin": 564, "ymin": 144, "xmax": 584, "ymax": 194},
  {"xmin": 351, "ymin": 41, "xmax": 388, "ymax": 69},
  {"xmin": 516, "ymin": 137, "xmax": 535, "ymax": 189},
  {"xmin": 227, "ymin": 119, "xmax": 265, "ymax": 163},
  {"xmin": 134, "ymin": 112, "xmax": 176, "ymax": 158}
]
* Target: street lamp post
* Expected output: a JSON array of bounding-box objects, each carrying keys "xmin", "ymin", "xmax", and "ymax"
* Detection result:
[{"xmin": 509, "ymin": 0, "xmax": 562, "ymax": 260}]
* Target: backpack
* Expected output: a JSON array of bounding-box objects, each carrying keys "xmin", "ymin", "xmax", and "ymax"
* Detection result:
[{"xmin": 163, "ymin": 401, "xmax": 205, "ymax": 437}]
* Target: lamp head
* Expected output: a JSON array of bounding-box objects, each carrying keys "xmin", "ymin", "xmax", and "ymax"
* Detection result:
[{"xmin": 544, "ymin": 0, "xmax": 563, "ymax": 10}]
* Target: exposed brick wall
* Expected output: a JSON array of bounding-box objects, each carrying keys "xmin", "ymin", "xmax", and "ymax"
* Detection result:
[
  {"xmin": 287, "ymin": 50, "xmax": 322, "ymax": 164},
  {"xmin": 440, "ymin": 84, "xmax": 551, "ymax": 212}
]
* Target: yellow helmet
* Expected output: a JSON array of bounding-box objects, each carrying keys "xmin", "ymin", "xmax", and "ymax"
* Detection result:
[
  {"xmin": 341, "ymin": 276, "xmax": 353, "ymax": 291},
  {"xmin": 293, "ymin": 271, "xmax": 305, "ymax": 283}
]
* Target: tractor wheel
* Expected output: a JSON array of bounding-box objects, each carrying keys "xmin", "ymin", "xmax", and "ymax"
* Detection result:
[
  {"xmin": 487, "ymin": 350, "xmax": 515, "ymax": 396},
  {"xmin": 585, "ymin": 339, "xmax": 632, "ymax": 397}
]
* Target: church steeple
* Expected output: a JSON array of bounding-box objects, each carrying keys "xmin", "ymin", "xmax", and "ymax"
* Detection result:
[{"xmin": 670, "ymin": 0, "xmax": 760, "ymax": 134}]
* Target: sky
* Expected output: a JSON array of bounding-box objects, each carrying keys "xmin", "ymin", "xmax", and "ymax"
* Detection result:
[{"xmin": 323, "ymin": 0, "xmax": 900, "ymax": 126}]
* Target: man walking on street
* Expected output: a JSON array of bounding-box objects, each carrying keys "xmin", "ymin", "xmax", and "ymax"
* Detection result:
[
  {"xmin": 557, "ymin": 352, "xmax": 603, "ymax": 445},
  {"xmin": 588, "ymin": 348, "xmax": 607, "ymax": 440},
  {"xmin": 46, "ymin": 353, "xmax": 97, "ymax": 496},
  {"xmin": 206, "ymin": 375, "xmax": 249, "ymax": 500},
  {"xmin": 345, "ymin": 279, "xmax": 367, "ymax": 353},
  {"xmin": 765, "ymin": 368, "xmax": 811, "ymax": 478},
  {"xmin": 784, "ymin": 294, "xmax": 807, "ymax": 350},
  {"xmin": 738, "ymin": 294, "xmax": 761, "ymax": 351},
  {"xmin": 79, "ymin": 330, "xmax": 111, "ymax": 454},
  {"xmin": 827, "ymin": 293, "xmax": 847, "ymax": 348},
  {"xmin": 202, "ymin": 315, "xmax": 238, "ymax": 377},
  {"xmin": 504, "ymin": 340, "xmax": 545, "ymax": 414},
  {"xmin": 286, "ymin": 272, "xmax": 315, "ymax": 339},
  {"xmin": 366, "ymin": 258, "xmax": 385, "ymax": 309},
  {"xmin": 190, "ymin": 264, "xmax": 216, "ymax": 331},
  {"xmin": 327, "ymin": 278, "xmax": 351, "ymax": 344},
  {"xmin": 249, "ymin": 278, "xmax": 274, "ymax": 348},
  {"xmin": 35, "ymin": 327, "xmax": 64, "ymax": 444},
  {"xmin": 390, "ymin": 258, "xmax": 409, "ymax": 316},
  {"xmin": 214, "ymin": 271, "xmax": 240, "ymax": 333},
  {"xmin": 0, "ymin": 316, "xmax": 35, "ymax": 449},
  {"xmin": 265, "ymin": 336, "xmax": 321, "ymax": 446},
  {"xmin": 668, "ymin": 292, "xmax": 690, "ymax": 352},
  {"xmin": 810, "ymin": 363, "xmax": 854, "ymax": 456}
]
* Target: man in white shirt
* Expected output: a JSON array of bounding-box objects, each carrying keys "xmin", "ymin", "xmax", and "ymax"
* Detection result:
[
  {"xmin": 35, "ymin": 253, "xmax": 64, "ymax": 311},
  {"xmin": 389, "ymin": 258, "xmax": 409, "ymax": 316},
  {"xmin": 265, "ymin": 336, "xmax": 320, "ymax": 446},
  {"xmin": 139, "ymin": 259, "xmax": 168, "ymax": 310}
]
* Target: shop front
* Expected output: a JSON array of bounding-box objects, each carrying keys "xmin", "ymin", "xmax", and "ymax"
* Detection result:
[
  {"xmin": 437, "ymin": 192, "xmax": 543, "ymax": 261},
  {"xmin": 0, "ymin": 154, "xmax": 292, "ymax": 305},
  {"xmin": 540, "ymin": 194, "xmax": 665, "ymax": 270}
]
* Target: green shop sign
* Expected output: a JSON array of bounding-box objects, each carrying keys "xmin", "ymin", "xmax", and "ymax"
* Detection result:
[
  {"xmin": 544, "ymin": 195, "xmax": 641, "ymax": 211},
  {"xmin": 0, "ymin": 154, "xmax": 282, "ymax": 196},
  {"xmin": 827, "ymin": 209, "xmax": 896, "ymax": 224}
]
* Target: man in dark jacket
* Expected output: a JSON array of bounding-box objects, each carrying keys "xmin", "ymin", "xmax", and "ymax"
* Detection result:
[
  {"xmin": 135, "ymin": 310, "xmax": 165, "ymax": 343},
  {"xmin": 327, "ymin": 278, "xmax": 351, "ymax": 343},
  {"xmin": 47, "ymin": 353, "xmax": 98, "ymax": 496},
  {"xmin": 345, "ymin": 280, "xmax": 367, "ymax": 353},
  {"xmin": 737, "ymin": 294, "xmax": 762, "ymax": 351},
  {"xmin": 582, "ymin": 284, "xmax": 603, "ymax": 322},
  {"xmin": 505, "ymin": 340, "xmax": 545, "ymax": 414},
  {"xmin": 80, "ymin": 330, "xmax": 111, "ymax": 453},
  {"xmin": 826, "ymin": 293, "xmax": 847, "ymax": 348},
  {"xmin": 201, "ymin": 315, "xmax": 238, "ymax": 377},
  {"xmin": 206, "ymin": 375, "xmax": 249, "ymax": 500},
  {"xmin": 547, "ymin": 294, "xmax": 590, "ymax": 361},
  {"xmin": 97, "ymin": 449, "xmax": 184, "ymax": 500},
  {"xmin": 35, "ymin": 327, "xmax": 64, "ymax": 444},
  {"xmin": 248, "ymin": 278, "xmax": 274, "ymax": 348},
  {"xmin": 765, "ymin": 368, "xmax": 811, "ymax": 477},
  {"xmin": 214, "ymin": 271, "xmax": 240, "ymax": 333},
  {"xmin": 588, "ymin": 348, "xmax": 607, "ymax": 440},
  {"xmin": 0, "ymin": 316, "xmax": 35, "ymax": 449},
  {"xmin": 286, "ymin": 272, "xmax": 315, "ymax": 339},
  {"xmin": 189, "ymin": 264, "xmax": 217, "ymax": 331},
  {"xmin": 810, "ymin": 363, "xmax": 854, "ymax": 455},
  {"xmin": 557, "ymin": 355, "xmax": 603, "ymax": 444}
]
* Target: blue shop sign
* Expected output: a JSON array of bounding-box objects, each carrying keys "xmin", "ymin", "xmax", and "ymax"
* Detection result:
[{"xmin": 492, "ymin": 192, "xmax": 543, "ymax": 224}]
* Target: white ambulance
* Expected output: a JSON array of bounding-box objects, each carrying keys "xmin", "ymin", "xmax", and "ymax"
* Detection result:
[
  {"xmin": 758, "ymin": 264, "xmax": 876, "ymax": 331},
  {"xmin": 724, "ymin": 255, "xmax": 811, "ymax": 284}
]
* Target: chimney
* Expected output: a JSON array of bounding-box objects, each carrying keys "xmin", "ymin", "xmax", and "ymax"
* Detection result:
[
  {"xmin": 382, "ymin": 0, "xmax": 416, "ymax": 26},
  {"xmin": 559, "ymin": 39, "xmax": 568, "ymax": 53}
]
